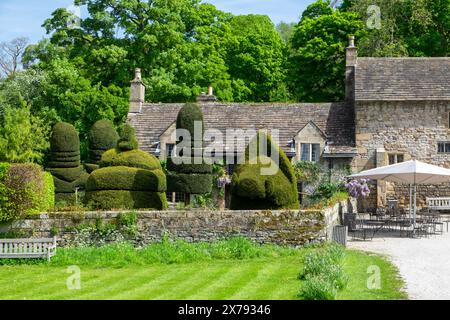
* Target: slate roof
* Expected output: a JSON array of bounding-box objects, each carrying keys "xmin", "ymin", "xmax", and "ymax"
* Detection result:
[
  {"xmin": 355, "ymin": 58, "xmax": 450, "ymax": 101},
  {"xmin": 128, "ymin": 102, "xmax": 356, "ymax": 157}
]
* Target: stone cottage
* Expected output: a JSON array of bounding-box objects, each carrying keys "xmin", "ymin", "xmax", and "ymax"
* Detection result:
[{"xmin": 128, "ymin": 36, "xmax": 450, "ymax": 208}]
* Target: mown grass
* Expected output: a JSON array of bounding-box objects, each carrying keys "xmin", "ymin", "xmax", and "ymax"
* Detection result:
[{"xmin": 0, "ymin": 238, "xmax": 406, "ymax": 300}]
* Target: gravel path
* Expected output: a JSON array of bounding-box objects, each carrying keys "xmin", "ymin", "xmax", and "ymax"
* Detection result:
[{"xmin": 348, "ymin": 230, "xmax": 450, "ymax": 300}]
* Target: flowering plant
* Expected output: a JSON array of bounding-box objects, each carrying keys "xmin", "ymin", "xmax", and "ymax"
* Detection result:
[
  {"xmin": 217, "ymin": 175, "xmax": 231, "ymax": 188},
  {"xmin": 345, "ymin": 179, "xmax": 370, "ymax": 198}
]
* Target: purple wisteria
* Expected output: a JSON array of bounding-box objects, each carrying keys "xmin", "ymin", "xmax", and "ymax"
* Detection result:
[
  {"xmin": 217, "ymin": 175, "xmax": 231, "ymax": 188},
  {"xmin": 345, "ymin": 179, "xmax": 370, "ymax": 198}
]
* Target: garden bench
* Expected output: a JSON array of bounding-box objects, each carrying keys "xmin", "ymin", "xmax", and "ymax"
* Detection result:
[
  {"xmin": 426, "ymin": 197, "xmax": 450, "ymax": 211},
  {"xmin": 0, "ymin": 237, "xmax": 57, "ymax": 262}
]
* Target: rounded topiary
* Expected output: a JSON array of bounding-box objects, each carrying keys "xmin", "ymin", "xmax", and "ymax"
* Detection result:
[
  {"xmin": 84, "ymin": 123, "xmax": 168, "ymax": 210},
  {"xmin": 47, "ymin": 122, "xmax": 86, "ymax": 204},
  {"xmin": 86, "ymin": 166, "xmax": 166, "ymax": 192},
  {"xmin": 99, "ymin": 149, "xmax": 161, "ymax": 171},
  {"xmin": 50, "ymin": 122, "xmax": 80, "ymax": 153},
  {"xmin": 176, "ymin": 103, "xmax": 205, "ymax": 141},
  {"xmin": 230, "ymin": 132, "xmax": 299, "ymax": 210},
  {"xmin": 117, "ymin": 124, "xmax": 139, "ymax": 151},
  {"xmin": 88, "ymin": 119, "xmax": 119, "ymax": 162}
]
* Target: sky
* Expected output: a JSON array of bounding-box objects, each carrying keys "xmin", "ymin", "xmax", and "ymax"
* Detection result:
[{"xmin": 0, "ymin": 0, "xmax": 313, "ymax": 44}]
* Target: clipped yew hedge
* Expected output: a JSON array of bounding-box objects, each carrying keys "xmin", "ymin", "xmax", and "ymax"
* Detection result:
[
  {"xmin": 230, "ymin": 132, "xmax": 299, "ymax": 210},
  {"xmin": 166, "ymin": 157, "xmax": 212, "ymax": 174},
  {"xmin": 86, "ymin": 166, "xmax": 166, "ymax": 192},
  {"xmin": 99, "ymin": 149, "xmax": 161, "ymax": 171},
  {"xmin": 167, "ymin": 173, "xmax": 212, "ymax": 194}
]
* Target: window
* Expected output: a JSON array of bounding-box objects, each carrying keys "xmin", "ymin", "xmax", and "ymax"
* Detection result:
[
  {"xmin": 389, "ymin": 154, "xmax": 404, "ymax": 165},
  {"xmin": 166, "ymin": 143, "xmax": 175, "ymax": 157},
  {"xmin": 438, "ymin": 142, "xmax": 450, "ymax": 153},
  {"xmin": 300, "ymin": 143, "xmax": 320, "ymax": 162}
]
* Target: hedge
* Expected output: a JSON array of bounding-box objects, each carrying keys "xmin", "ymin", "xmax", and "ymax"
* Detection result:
[
  {"xmin": 0, "ymin": 163, "xmax": 55, "ymax": 222},
  {"xmin": 85, "ymin": 190, "xmax": 167, "ymax": 210},
  {"xmin": 89, "ymin": 119, "xmax": 119, "ymax": 151},
  {"xmin": 86, "ymin": 166, "xmax": 166, "ymax": 192},
  {"xmin": 230, "ymin": 132, "xmax": 299, "ymax": 210},
  {"xmin": 99, "ymin": 149, "xmax": 161, "ymax": 171},
  {"xmin": 166, "ymin": 157, "xmax": 212, "ymax": 174},
  {"xmin": 167, "ymin": 173, "xmax": 212, "ymax": 194},
  {"xmin": 47, "ymin": 166, "xmax": 84, "ymax": 182},
  {"xmin": 84, "ymin": 163, "xmax": 99, "ymax": 173},
  {"xmin": 117, "ymin": 124, "xmax": 139, "ymax": 151},
  {"xmin": 50, "ymin": 122, "xmax": 80, "ymax": 153}
]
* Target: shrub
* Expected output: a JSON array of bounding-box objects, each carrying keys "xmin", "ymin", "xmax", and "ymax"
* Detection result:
[
  {"xmin": 99, "ymin": 149, "xmax": 161, "ymax": 171},
  {"xmin": 230, "ymin": 132, "xmax": 299, "ymax": 210},
  {"xmin": 85, "ymin": 190, "xmax": 167, "ymax": 210},
  {"xmin": 176, "ymin": 103, "xmax": 204, "ymax": 140},
  {"xmin": 87, "ymin": 166, "xmax": 166, "ymax": 192},
  {"xmin": 166, "ymin": 157, "xmax": 212, "ymax": 174},
  {"xmin": 47, "ymin": 166, "xmax": 84, "ymax": 182},
  {"xmin": 89, "ymin": 119, "xmax": 119, "ymax": 154},
  {"xmin": 47, "ymin": 122, "xmax": 86, "ymax": 202},
  {"xmin": 50, "ymin": 122, "xmax": 80, "ymax": 153},
  {"xmin": 0, "ymin": 163, "xmax": 55, "ymax": 221},
  {"xmin": 117, "ymin": 124, "xmax": 138, "ymax": 151},
  {"xmin": 167, "ymin": 173, "xmax": 212, "ymax": 194}
]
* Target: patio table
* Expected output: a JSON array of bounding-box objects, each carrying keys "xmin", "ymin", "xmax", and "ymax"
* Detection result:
[{"xmin": 363, "ymin": 220, "xmax": 386, "ymax": 238}]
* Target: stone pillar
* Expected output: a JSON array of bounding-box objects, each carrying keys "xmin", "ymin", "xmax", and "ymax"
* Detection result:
[
  {"xmin": 129, "ymin": 68, "xmax": 145, "ymax": 113},
  {"xmin": 376, "ymin": 148, "xmax": 387, "ymax": 207},
  {"xmin": 345, "ymin": 36, "xmax": 357, "ymax": 102}
]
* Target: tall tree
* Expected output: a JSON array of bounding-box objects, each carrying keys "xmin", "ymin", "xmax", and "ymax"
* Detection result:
[
  {"xmin": 0, "ymin": 37, "xmax": 29, "ymax": 78},
  {"xmin": 288, "ymin": 0, "xmax": 365, "ymax": 102}
]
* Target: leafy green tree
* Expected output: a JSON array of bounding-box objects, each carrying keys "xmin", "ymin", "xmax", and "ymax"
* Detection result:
[
  {"xmin": 288, "ymin": 0, "xmax": 365, "ymax": 102},
  {"xmin": 226, "ymin": 15, "xmax": 288, "ymax": 102},
  {"xmin": 0, "ymin": 105, "xmax": 50, "ymax": 163},
  {"xmin": 276, "ymin": 22, "xmax": 296, "ymax": 44},
  {"xmin": 342, "ymin": 0, "xmax": 449, "ymax": 57}
]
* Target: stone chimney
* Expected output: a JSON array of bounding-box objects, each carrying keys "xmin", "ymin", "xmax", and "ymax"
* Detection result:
[
  {"xmin": 197, "ymin": 86, "xmax": 217, "ymax": 103},
  {"xmin": 130, "ymin": 68, "xmax": 145, "ymax": 113},
  {"xmin": 345, "ymin": 36, "xmax": 357, "ymax": 102}
]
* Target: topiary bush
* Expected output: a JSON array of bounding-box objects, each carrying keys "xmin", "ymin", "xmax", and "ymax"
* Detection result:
[
  {"xmin": 85, "ymin": 119, "xmax": 119, "ymax": 173},
  {"xmin": 167, "ymin": 103, "xmax": 212, "ymax": 204},
  {"xmin": 87, "ymin": 166, "xmax": 166, "ymax": 192},
  {"xmin": 230, "ymin": 132, "xmax": 299, "ymax": 210},
  {"xmin": 99, "ymin": 149, "xmax": 161, "ymax": 170},
  {"xmin": 117, "ymin": 124, "xmax": 139, "ymax": 151},
  {"xmin": 85, "ymin": 123, "xmax": 168, "ymax": 210},
  {"xmin": 46, "ymin": 122, "xmax": 87, "ymax": 204},
  {"xmin": 0, "ymin": 163, "xmax": 55, "ymax": 222}
]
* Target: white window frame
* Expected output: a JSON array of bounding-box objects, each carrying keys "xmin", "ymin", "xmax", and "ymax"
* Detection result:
[{"xmin": 300, "ymin": 143, "xmax": 320, "ymax": 163}]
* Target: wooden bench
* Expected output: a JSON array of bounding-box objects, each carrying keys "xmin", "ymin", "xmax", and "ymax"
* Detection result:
[
  {"xmin": 426, "ymin": 197, "xmax": 450, "ymax": 211},
  {"xmin": 0, "ymin": 237, "xmax": 57, "ymax": 262}
]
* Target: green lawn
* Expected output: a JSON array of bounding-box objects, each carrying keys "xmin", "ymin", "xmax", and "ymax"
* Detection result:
[{"xmin": 0, "ymin": 249, "xmax": 406, "ymax": 300}]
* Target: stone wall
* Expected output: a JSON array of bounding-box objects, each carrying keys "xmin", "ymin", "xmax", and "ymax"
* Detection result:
[
  {"xmin": 1, "ymin": 200, "xmax": 355, "ymax": 246},
  {"xmin": 354, "ymin": 100, "xmax": 450, "ymax": 208}
]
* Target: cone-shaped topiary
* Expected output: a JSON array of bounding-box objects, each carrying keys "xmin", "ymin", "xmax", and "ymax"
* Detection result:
[
  {"xmin": 230, "ymin": 131, "xmax": 299, "ymax": 210},
  {"xmin": 85, "ymin": 123, "xmax": 167, "ymax": 210},
  {"xmin": 167, "ymin": 103, "xmax": 212, "ymax": 204},
  {"xmin": 117, "ymin": 124, "xmax": 139, "ymax": 151},
  {"xmin": 47, "ymin": 122, "xmax": 88, "ymax": 204}
]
